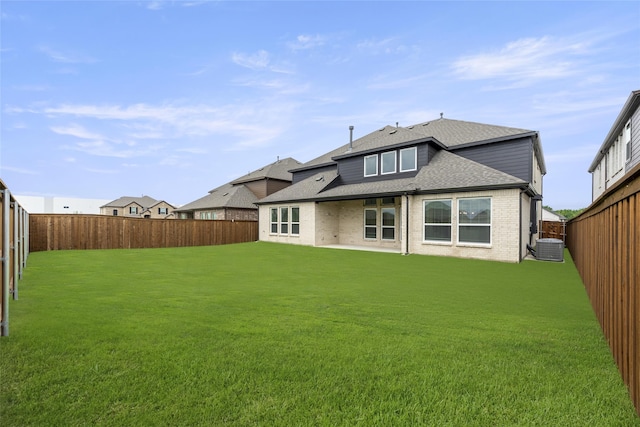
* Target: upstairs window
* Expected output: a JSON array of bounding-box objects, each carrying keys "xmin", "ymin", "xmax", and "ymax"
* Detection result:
[
  {"xmin": 381, "ymin": 151, "xmax": 397, "ymax": 175},
  {"xmin": 625, "ymin": 120, "xmax": 632, "ymax": 161},
  {"xmin": 158, "ymin": 207, "xmax": 168, "ymax": 215},
  {"xmin": 129, "ymin": 206, "xmax": 138, "ymax": 214},
  {"xmin": 400, "ymin": 147, "xmax": 417, "ymax": 172},
  {"xmin": 364, "ymin": 155, "xmax": 378, "ymax": 177},
  {"xmin": 112, "ymin": 209, "xmax": 118, "ymax": 216}
]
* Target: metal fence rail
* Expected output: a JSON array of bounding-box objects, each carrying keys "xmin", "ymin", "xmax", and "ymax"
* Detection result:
[
  {"xmin": 29, "ymin": 214, "xmax": 258, "ymax": 252},
  {"xmin": 1, "ymin": 179, "xmax": 30, "ymax": 336},
  {"xmin": 566, "ymin": 163, "xmax": 640, "ymax": 416}
]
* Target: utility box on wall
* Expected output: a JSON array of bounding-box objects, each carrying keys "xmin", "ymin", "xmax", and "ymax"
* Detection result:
[{"xmin": 536, "ymin": 238, "xmax": 564, "ymax": 262}]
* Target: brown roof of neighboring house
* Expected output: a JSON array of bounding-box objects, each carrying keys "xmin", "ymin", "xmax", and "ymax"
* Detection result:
[
  {"xmin": 175, "ymin": 183, "xmax": 259, "ymax": 212},
  {"xmin": 226, "ymin": 157, "xmax": 302, "ymax": 187},
  {"xmin": 100, "ymin": 195, "xmax": 159, "ymax": 208}
]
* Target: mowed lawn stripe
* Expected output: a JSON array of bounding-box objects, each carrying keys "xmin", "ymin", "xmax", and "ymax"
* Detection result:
[{"xmin": 1, "ymin": 242, "xmax": 637, "ymax": 426}]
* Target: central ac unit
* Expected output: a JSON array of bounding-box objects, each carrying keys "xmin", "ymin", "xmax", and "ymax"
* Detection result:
[{"xmin": 536, "ymin": 238, "xmax": 564, "ymax": 262}]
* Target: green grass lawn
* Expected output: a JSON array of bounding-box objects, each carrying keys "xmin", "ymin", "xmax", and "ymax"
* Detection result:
[{"xmin": 1, "ymin": 242, "xmax": 638, "ymax": 426}]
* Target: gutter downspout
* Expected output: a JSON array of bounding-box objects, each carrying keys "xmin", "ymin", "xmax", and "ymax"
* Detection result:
[{"xmin": 403, "ymin": 193, "xmax": 410, "ymax": 255}]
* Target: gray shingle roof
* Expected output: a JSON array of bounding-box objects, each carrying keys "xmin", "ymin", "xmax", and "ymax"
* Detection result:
[
  {"xmin": 100, "ymin": 195, "xmax": 159, "ymax": 208},
  {"xmin": 293, "ymin": 118, "xmax": 535, "ymax": 171},
  {"xmin": 258, "ymin": 150, "xmax": 526, "ymax": 204},
  {"xmin": 406, "ymin": 118, "xmax": 533, "ymax": 148},
  {"xmin": 227, "ymin": 157, "xmax": 302, "ymax": 187},
  {"xmin": 175, "ymin": 183, "xmax": 258, "ymax": 211}
]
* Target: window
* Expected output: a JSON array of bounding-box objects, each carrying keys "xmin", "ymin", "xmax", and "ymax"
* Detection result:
[
  {"xmin": 625, "ymin": 120, "xmax": 632, "ymax": 161},
  {"xmin": 291, "ymin": 207, "xmax": 300, "ymax": 235},
  {"xmin": 424, "ymin": 200, "xmax": 452, "ymax": 242},
  {"xmin": 112, "ymin": 209, "xmax": 118, "ymax": 216},
  {"xmin": 381, "ymin": 151, "xmax": 397, "ymax": 175},
  {"xmin": 158, "ymin": 207, "xmax": 168, "ymax": 215},
  {"xmin": 381, "ymin": 197, "xmax": 395, "ymax": 205},
  {"xmin": 270, "ymin": 208, "xmax": 278, "ymax": 234},
  {"xmin": 458, "ymin": 198, "xmax": 491, "ymax": 244},
  {"xmin": 129, "ymin": 206, "xmax": 138, "ymax": 214},
  {"xmin": 271, "ymin": 206, "xmax": 300, "ymax": 235},
  {"xmin": 364, "ymin": 155, "xmax": 378, "ymax": 177},
  {"xmin": 364, "ymin": 208, "xmax": 377, "ymax": 239},
  {"xmin": 400, "ymin": 147, "xmax": 417, "ymax": 172},
  {"xmin": 381, "ymin": 208, "xmax": 395, "ymax": 240},
  {"xmin": 280, "ymin": 207, "xmax": 289, "ymax": 234}
]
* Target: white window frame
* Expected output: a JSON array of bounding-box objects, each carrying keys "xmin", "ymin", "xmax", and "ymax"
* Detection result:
[
  {"xmin": 381, "ymin": 151, "xmax": 397, "ymax": 175},
  {"xmin": 364, "ymin": 208, "xmax": 377, "ymax": 239},
  {"xmin": 400, "ymin": 147, "xmax": 417, "ymax": 172},
  {"xmin": 381, "ymin": 207, "xmax": 396, "ymax": 240},
  {"xmin": 129, "ymin": 206, "xmax": 138, "ymax": 214},
  {"xmin": 364, "ymin": 155, "xmax": 378, "ymax": 177},
  {"xmin": 423, "ymin": 199, "xmax": 452, "ymax": 243},
  {"xmin": 280, "ymin": 207, "xmax": 289, "ymax": 234},
  {"xmin": 291, "ymin": 207, "xmax": 300, "ymax": 235},
  {"xmin": 457, "ymin": 197, "xmax": 491, "ymax": 245},
  {"xmin": 270, "ymin": 207, "xmax": 278, "ymax": 234},
  {"xmin": 625, "ymin": 120, "xmax": 632, "ymax": 161}
]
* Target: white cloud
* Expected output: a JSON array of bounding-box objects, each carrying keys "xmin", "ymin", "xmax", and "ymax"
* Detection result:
[
  {"xmin": 65, "ymin": 139, "xmax": 157, "ymax": 159},
  {"xmin": 147, "ymin": 2, "xmax": 164, "ymax": 11},
  {"xmin": 83, "ymin": 167, "xmax": 120, "ymax": 174},
  {"xmin": 231, "ymin": 50, "xmax": 295, "ymax": 74},
  {"xmin": 451, "ymin": 36, "xmax": 589, "ymax": 86},
  {"xmin": 38, "ymin": 45, "xmax": 97, "ymax": 64},
  {"xmin": 356, "ymin": 37, "xmax": 412, "ymax": 55},
  {"xmin": 0, "ymin": 165, "xmax": 39, "ymax": 175},
  {"xmin": 50, "ymin": 123, "xmax": 105, "ymax": 140},
  {"xmin": 232, "ymin": 50, "xmax": 271, "ymax": 70},
  {"xmin": 288, "ymin": 34, "xmax": 326, "ymax": 51}
]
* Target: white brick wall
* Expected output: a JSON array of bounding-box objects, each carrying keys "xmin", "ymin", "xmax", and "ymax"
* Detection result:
[
  {"xmin": 260, "ymin": 188, "xmax": 528, "ymax": 262},
  {"xmin": 408, "ymin": 189, "xmax": 523, "ymax": 262},
  {"xmin": 258, "ymin": 202, "xmax": 316, "ymax": 246}
]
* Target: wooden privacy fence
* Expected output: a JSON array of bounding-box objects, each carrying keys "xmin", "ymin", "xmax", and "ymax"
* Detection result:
[
  {"xmin": 0, "ymin": 179, "xmax": 30, "ymax": 336},
  {"xmin": 30, "ymin": 214, "xmax": 258, "ymax": 252},
  {"xmin": 539, "ymin": 220, "xmax": 567, "ymax": 243},
  {"xmin": 566, "ymin": 163, "xmax": 640, "ymax": 416}
]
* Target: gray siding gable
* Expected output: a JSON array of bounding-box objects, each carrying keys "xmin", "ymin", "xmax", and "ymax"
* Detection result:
[
  {"xmin": 336, "ymin": 143, "xmax": 429, "ymax": 185},
  {"xmin": 451, "ymin": 137, "xmax": 534, "ymax": 183}
]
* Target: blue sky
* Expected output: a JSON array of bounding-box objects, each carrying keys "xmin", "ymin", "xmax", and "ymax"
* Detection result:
[{"xmin": 1, "ymin": 1, "xmax": 639, "ymax": 209}]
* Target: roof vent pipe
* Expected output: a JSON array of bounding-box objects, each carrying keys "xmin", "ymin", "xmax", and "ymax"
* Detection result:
[
  {"xmin": 349, "ymin": 126, "xmax": 354, "ymax": 151},
  {"xmin": 396, "ymin": 122, "xmax": 399, "ymax": 128}
]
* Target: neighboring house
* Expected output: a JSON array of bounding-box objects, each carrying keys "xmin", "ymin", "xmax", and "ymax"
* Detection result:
[
  {"xmin": 256, "ymin": 117, "xmax": 546, "ymax": 263},
  {"xmin": 542, "ymin": 208, "xmax": 566, "ymax": 222},
  {"xmin": 174, "ymin": 157, "xmax": 302, "ymax": 221},
  {"xmin": 589, "ymin": 89, "xmax": 640, "ymax": 201},
  {"xmin": 100, "ymin": 196, "xmax": 176, "ymax": 219}
]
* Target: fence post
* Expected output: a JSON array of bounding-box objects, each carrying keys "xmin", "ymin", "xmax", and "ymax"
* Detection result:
[
  {"xmin": 13, "ymin": 202, "xmax": 19, "ymax": 300},
  {"xmin": 1, "ymin": 189, "xmax": 10, "ymax": 336}
]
